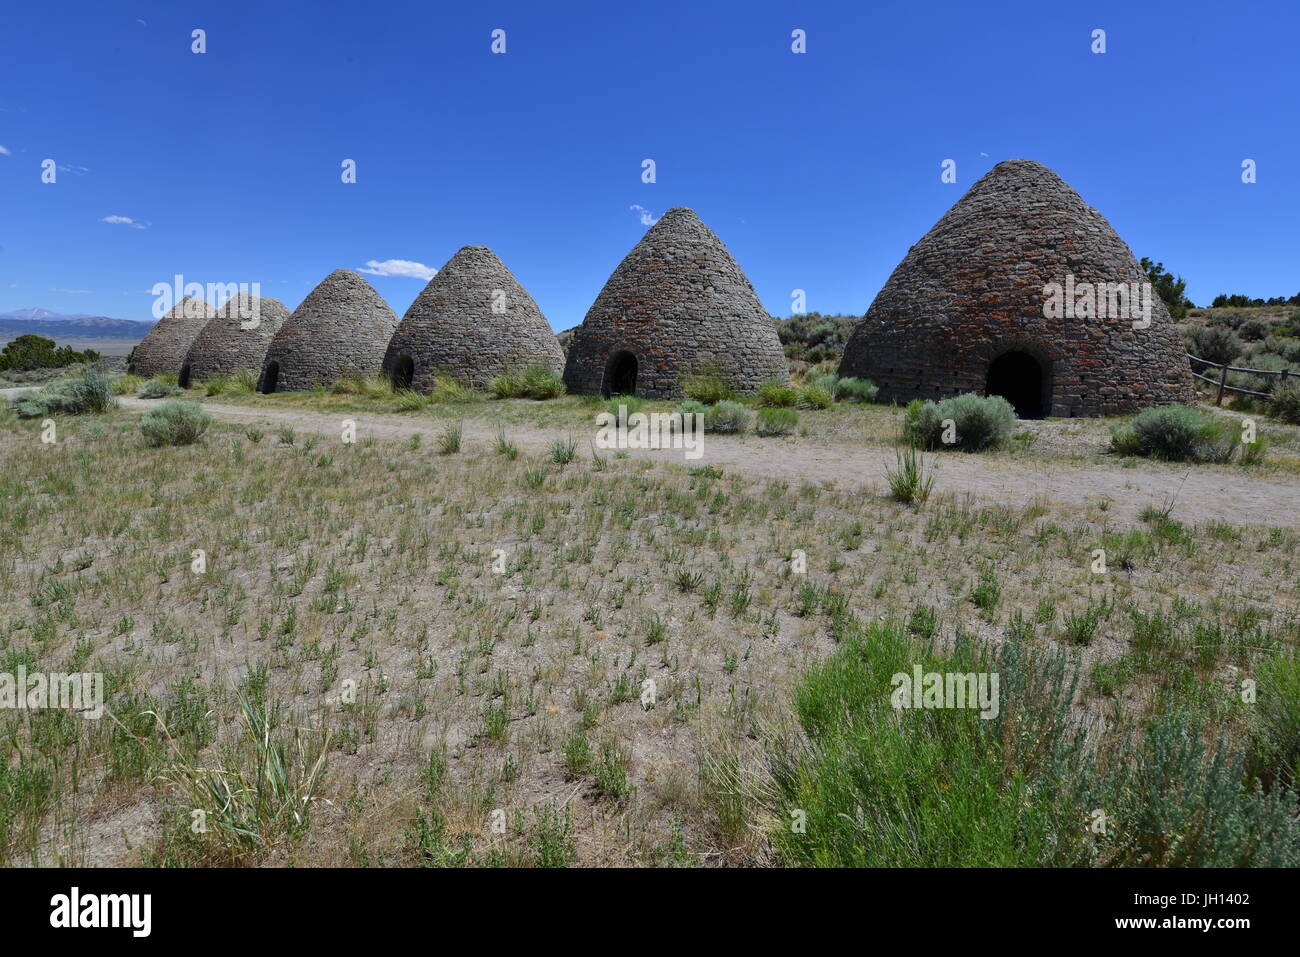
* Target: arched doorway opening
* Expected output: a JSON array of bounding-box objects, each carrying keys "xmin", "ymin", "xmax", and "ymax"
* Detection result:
[
  {"xmin": 178, "ymin": 364, "xmax": 192, "ymax": 389},
  {"xmin": 602, "ymin": 350, "xmax": 637, "ymax": 398},
  {"xmin": 391, "ymin": 355, "xmax": 415, "ymax": 390},
  {"xmin": 259, "ymin": 361, "xmax": 279, "ymax": 394},
  {"xmin": 986, "ymin": 350, "xmax": 1045, "ymax": 419}
]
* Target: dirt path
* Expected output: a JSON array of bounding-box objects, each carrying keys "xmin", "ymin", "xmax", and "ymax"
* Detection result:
[{"xmin": 97, "ymin": 396, "xmax": 1300, "ymax": 528}]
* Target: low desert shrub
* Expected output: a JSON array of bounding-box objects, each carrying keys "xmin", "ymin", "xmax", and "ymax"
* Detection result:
[
  {"xmin": 1239, "ymin": 318, "xmax": 1270, "ymax": 342},
  {"xmin": 903, "ymin": 393, "xmax": 1016, "ymax": 452},
  {"xmin": 1271, "ymin": 379, "xmax": 1300, "ymax": 424},
  {"xmin": 140, "ymin": 400, "xmax": 211, "ymax": 446},
  {"xmin": 604, "ymin": 395, "xmax": 643, "ymax": 419},
  {"xmin": 138, "ymin": 379, "xmax": 185, "ymax": 399},
  {"xmin": 673, "ymin": 400, "xmax": 709, "ymax": 431},
  {"xmin": 1109, "ymin": 405, "xmax": 1242, "ymax": 463},
  {"xmin": 1187, "ymin": 325, "xmax": 1241, "ymax": 366},
  {"xmin": 682, "ymin": 372, "xmax": 735, "ymax": 405},
  {"xmin": 835, "ymin": 377, "xmax": 879, "ymax": 403},
  {"xmin": 1247, "ymin": 652, "xmax": 1300, "ymax": 791},
  {"xmin": 765, "ymin": 617, "xmax": 1300, "ymax": 866},
  {"xmin": 705, "ymin": 400, "xmax": 749, "ymax": 434},
  {"xmin": 756, "ymin": 380, "xmax": 799, "ymax": 408},
  {"xmin": 756, "ymin": 406, "xmax": 799, "ymax": 435},
  {"xmin": 13, "ymin": 366, "xmax": 116, "ymax": 418}
]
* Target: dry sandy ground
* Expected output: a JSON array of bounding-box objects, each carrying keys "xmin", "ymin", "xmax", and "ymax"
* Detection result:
[{"xmin": 97, "ymin": 395, "xmax": 1300, "ymax": 528}]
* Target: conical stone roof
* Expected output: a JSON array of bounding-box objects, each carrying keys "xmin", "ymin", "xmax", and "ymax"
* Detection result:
[
  {"xmin": 260, "ymin": 270, "xmax": 399, "ymax": 392},
  {"xmin": 180, "ymin": 292, "xmax": 290, "ymax": 386},
  {"xmin": 381, "ymin": 246, "xmax": 563, "ymax": 392},
  {"xmin": 838, "ymin": 160, "xmax": 1195, "ymax": 417},
  {"xmin": 563, "ymin": 207, "xmax": 788, "ymax": 399},
  {"xmin": 128, "ymin": 296, "xmax": 217, "ymax": 378}
]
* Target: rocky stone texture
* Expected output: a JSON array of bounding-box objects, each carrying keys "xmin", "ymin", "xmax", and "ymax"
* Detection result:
[
  {"xmin": 838, "ymin": 160, "xmax": 1196, "ymax": 417},
  {"xmin": 564, "ymin": 207, "xmax": 788, "ymax": 399},
  {"xmin": 381, "ymin": 246, "xmax": 563, "ymax": 392},
  {"xmin": 128, "ymin": 297, "xmax": 216, "ymax": 378},
  {"xmin": 180, "ymin": 293, "xmax": 290, "ymax": 386},
  {"xmin": 260, "ymin": 270, "xmax": 398, "ymax": 392}
]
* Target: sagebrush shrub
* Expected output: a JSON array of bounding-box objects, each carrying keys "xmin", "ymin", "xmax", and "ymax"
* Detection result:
[
  {"xmin": 1270, "ymin": 379, "xmax": 1300, "ymax": 424},
  {"xmin": 705, "ymin": 400, "xmax": 749, "ymax": 434},
  {"xmin": 682, "ymin": 373, "xmax": 735, "ymax": 405},
  {"xmin": 138, "ymin": 379, "xmax": 184, "ymax": 399},
  {"xmin": 756, "ymin": 406, "xmax": 798, "ymax": 435},
  {"xmin": 13, "ymin": 366, "xmax": 116, "ymax": 418},
  {"xmin": 1110, "ymin": 405, "xmax": 1234, "ymax": 462},
  {"xmin": 835, "ymin": 377, "xmax": 879, "ymax": 403},
  {"xmin": 766, "ymin": 617, "xmax": 1300, "ymax": 866},
  {"xmin": 903, "ymin": 393, "xmax": 1016, "ymax": 451},
  {"xmin": 1187, "ymin": 325, "xmax": 1241, "ymax": 366},
  {"xmin": 673, "ymin": 400, "xmax": 709, "ymax": 431},
  {"xmin": 140, "ymin": 400, "xmax": 211, "ymax": 446},
  {"xmin": 605, "ymin": 396, "xmax": 643, "ymax": 419},
  {"xmin": 1239, "ymin": 318, "xmax": 1270, "ymax": 342}
]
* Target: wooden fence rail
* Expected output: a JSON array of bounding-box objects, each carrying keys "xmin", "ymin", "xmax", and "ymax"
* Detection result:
[{"xmin": 1186, "ymin": 353, "xmax": 1292, "ymax": 405}]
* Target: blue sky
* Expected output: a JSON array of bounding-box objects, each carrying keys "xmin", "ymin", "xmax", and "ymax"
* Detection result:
[{"xmin": 1, "ymin": 0, "xmax": 1296, "ymax": 329}]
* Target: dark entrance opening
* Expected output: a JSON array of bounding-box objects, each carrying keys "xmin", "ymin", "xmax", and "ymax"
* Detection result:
[
  {"xmin": 392, "ymin": 355, "xmax": 415, "ymax": 390},
  {"xmin": 259, "ymin": 361, "xmax": 279, "ymax": 394},
  {"xmin": 602, "ymin": 350, "xmax": 637, "ymax": 398},
  {"xmin": 178, "ymin": 364, "xmax": 192, "ymax": 389},
  {"xmin": 986, "ymin": 351, "xmax": 1045, "ymax": 419}
]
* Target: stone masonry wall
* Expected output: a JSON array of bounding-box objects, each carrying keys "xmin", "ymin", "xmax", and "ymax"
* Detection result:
[
  {"xmin": 838, "ymin": 160, "xmax": 1196, "ymax": 416},
  {"xmin": 261, "ymin": 270, "xmax": 399, "ymax": 392},
  {"xmin": 181, "ymin": 294, "xmax": 290, "ymax": 384},
  {"xmin": 128, "ymin": 297, "xmax": 216, "ymax": 379},
  {"xmin": 382, "ymin": 246, "xmax": 564, "ymax": 392},
  {"xmin": 563, "ymin": 207, "xmax": 789, "ymax": 399}
]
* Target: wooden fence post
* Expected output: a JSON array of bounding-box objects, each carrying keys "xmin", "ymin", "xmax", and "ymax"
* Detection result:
[{"xmin": 1216, "ymin": 361, "xmax": 1229, "ymax": 406}]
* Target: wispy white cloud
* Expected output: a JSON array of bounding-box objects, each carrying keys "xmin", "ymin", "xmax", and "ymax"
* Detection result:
[
  {"xmin": 358, "ymin": 259, "xmax": 436, "ymax": 280},
  {"xmin": 52, "ymin": 288, "xmax": 92, "ymax": 295},
  {"xmin": 58, "ymin": 163, "xmax": 89, "ymax": 175},
  {"xmin": 100, "ymin": 215, "xmax": 150, "ymax": 229},
  {"xmin": 0, "ymin": 146, "xmax": 11, "ymax": 157},
  {"xmin": 630, "ymin": 204, "xmax": 658, "ymax": 226}
]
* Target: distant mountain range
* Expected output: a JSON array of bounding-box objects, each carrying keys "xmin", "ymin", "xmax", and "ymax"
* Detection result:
[{"xmin": 0, "ymin": 308, "xmax": 155, "ymax": 344}]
